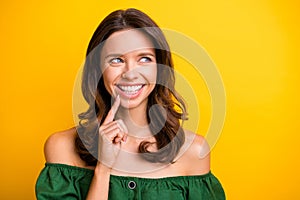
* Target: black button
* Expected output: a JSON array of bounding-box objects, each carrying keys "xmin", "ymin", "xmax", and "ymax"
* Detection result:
[{"xmin": 128, "ymin": 181, "xmax": 136, "ymax": 189}]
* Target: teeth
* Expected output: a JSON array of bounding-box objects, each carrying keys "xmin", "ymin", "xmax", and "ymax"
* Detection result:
[{"xmin": 119, "ymin": 85, "xmax": 143, "ymax": 94}]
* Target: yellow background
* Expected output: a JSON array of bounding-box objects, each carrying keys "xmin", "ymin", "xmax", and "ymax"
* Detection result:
[{"xmin": 1, "ymin": 0, "xmax": 299, "ymax": 199}]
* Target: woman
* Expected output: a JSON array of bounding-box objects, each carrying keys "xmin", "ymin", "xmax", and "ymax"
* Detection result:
[{"xmin": 36, "ymin": 8, "xmax": 225, "ymax": 200}]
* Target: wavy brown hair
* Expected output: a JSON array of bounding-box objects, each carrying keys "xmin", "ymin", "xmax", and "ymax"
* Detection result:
[{"xmin": 75, "ymin": 8, "xmax": 187, "ymax": 166}]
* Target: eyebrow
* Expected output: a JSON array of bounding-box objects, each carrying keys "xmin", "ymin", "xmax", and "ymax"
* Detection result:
[
  {"xmin": 104, "ymin": 51, "xmax": 155, "ymax": 60},
  {"xmin": 138, "ymin": 52, "xmax": 155, "ymax": 57},
  {"xmin": 104, "ymin": 53, "xmax": 122, "ymax": 60}
]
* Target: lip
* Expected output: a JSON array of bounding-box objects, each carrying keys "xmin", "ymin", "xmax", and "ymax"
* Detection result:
[{"xmin": 115, "ymin": 84, "xmax": 145, "ymax": 99}]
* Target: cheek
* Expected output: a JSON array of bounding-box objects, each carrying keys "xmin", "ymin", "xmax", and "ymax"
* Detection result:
[
  {"xmin": 102, "ymin": 69, "xmax": 118, "ymax": 95},
  {"xmin": 141, "ymin": 65, "xmax": 157, "ymax": 84},
  {"xmin": 150, "ymin": 67, "xmax": 157, "ymax": 83}
]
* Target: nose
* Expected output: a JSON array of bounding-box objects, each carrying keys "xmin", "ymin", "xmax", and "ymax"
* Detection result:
[{"xmin": 122, "ymin": 60, "xmax": 138, "ymax": 80}]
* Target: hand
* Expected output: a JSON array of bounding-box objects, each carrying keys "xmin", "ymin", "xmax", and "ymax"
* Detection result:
[{"xmin": 98, "ymin": 95, "xmax": 128, "ymax": 168}]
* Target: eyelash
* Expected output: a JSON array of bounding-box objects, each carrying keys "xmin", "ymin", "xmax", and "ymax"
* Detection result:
[
  {"xmin": 109, "ymin": 57, "xmax": 153, "ymax": 65},
  {"xmin": 140, "ymin": 57, "xmax": 152, "ymax": 62},
  {"xmin": 109, "ymin": 58, "xmax": 124, "ymax": 64}
]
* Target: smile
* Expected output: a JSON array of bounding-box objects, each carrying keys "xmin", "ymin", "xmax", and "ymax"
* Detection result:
[{"xmin": 117, "ymin": 84, "xmax": 144, "ymax": 95}]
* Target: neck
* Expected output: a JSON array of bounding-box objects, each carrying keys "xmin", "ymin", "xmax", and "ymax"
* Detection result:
[{"xmin": 116, "ymin": 103, "xmax": 152, "ymax": 138}]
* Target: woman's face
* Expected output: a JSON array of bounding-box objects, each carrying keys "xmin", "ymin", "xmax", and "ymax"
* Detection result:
[{"xmin": 100, "ymin": 29, "xmax": 157, "ymax": 109}]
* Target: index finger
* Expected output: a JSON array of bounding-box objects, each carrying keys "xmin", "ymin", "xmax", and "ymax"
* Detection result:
[{"xmin": 103, "ymin": 95, "xmax": 120, "ymax": 124}]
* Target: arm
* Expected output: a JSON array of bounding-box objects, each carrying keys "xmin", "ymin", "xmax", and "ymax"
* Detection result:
[
  {"xmin": 43, "ymin": 96, "xmax": 126, "ymax": 199},
  {"xmin": 86, "ymin": 95, "xmax": 127, "ymax": 199},
  {"xmin": 85, "ymin": 162, "xmax": 111, "ymax": 200},
  {"xmin": 43, "ymin": 131, "xmax": 114, "ymax": 200}
]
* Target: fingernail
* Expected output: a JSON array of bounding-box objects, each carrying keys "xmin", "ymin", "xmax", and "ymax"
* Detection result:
[{"xmin": 122, "ymin": 136, "xmax": 127, "ymax": 143}]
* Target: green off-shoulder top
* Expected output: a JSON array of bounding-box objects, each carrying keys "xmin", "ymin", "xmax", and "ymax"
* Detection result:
[{"xmin": 35, "ymin": 163, "xmax": 225, "ymax": 200}]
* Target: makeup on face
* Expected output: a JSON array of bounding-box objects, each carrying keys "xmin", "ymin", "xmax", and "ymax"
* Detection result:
[{"xmin": 101, "ymin": 29, "xmax": 157, "ymax": 109}]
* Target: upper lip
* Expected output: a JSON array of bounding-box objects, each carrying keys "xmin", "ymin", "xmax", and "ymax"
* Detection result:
[
  {"xmin": 116, "ymin": 83, "xmax": 145, "ymax": 87},
  {"xmin": 116, "ymin": 83, "xmax": 145, "ymax": 86},
  {"xmin": 116, "ymin": 84, "xmax": 145, "ymax": 93}
]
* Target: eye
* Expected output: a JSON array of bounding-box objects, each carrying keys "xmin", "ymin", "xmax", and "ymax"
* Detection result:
[
  {"xmin": 109, "ymin": 57, "xmax": 124, "ymax": 65},
  {"xmin": 139, "ymin": 57, "xmax": 152, "ymax": 63}
]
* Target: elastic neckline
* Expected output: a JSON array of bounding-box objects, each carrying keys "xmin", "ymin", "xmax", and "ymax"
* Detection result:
[
  {"xmin": 45, "ymin": 163, "xmax": 94, "ymax": 173},
  {"xmin": 45, "ymin": 163, "xmax": 212, "ymax": 180}
]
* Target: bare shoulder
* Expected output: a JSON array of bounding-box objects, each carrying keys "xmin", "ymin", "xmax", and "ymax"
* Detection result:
[
  {"xmin": 185, "ymin": 130, "xmax": 210, "ymax": 158},
  {"xmin": 44, "ymin": 127, "xmax": 84, "ymax": 166},
  {"xmin": 177, "ymin": 129, "xmax": 211, "ymax": 175}
]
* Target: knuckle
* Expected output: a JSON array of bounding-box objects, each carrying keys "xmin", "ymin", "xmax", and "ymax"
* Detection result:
[
  {"xmin": 117, "ymin": 119, "xmax": 124, "ymax": 125},
  {"xmin": 114, "ymin": 128, "xmax": 121, "ymax": 134},
  {"xmin": 98, "ymin": 129, "xmax": 104, "ymax": 135}
]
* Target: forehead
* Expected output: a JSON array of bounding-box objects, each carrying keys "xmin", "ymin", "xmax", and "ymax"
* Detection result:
[{"xmin": 101, "ymin": 29, "xmax": 154, "ymax": 56}]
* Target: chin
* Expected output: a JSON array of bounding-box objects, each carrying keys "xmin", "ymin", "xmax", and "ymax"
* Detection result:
[{"xmin": 120, "ymin": 98, "xmax": 147, "ymax": 110}]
